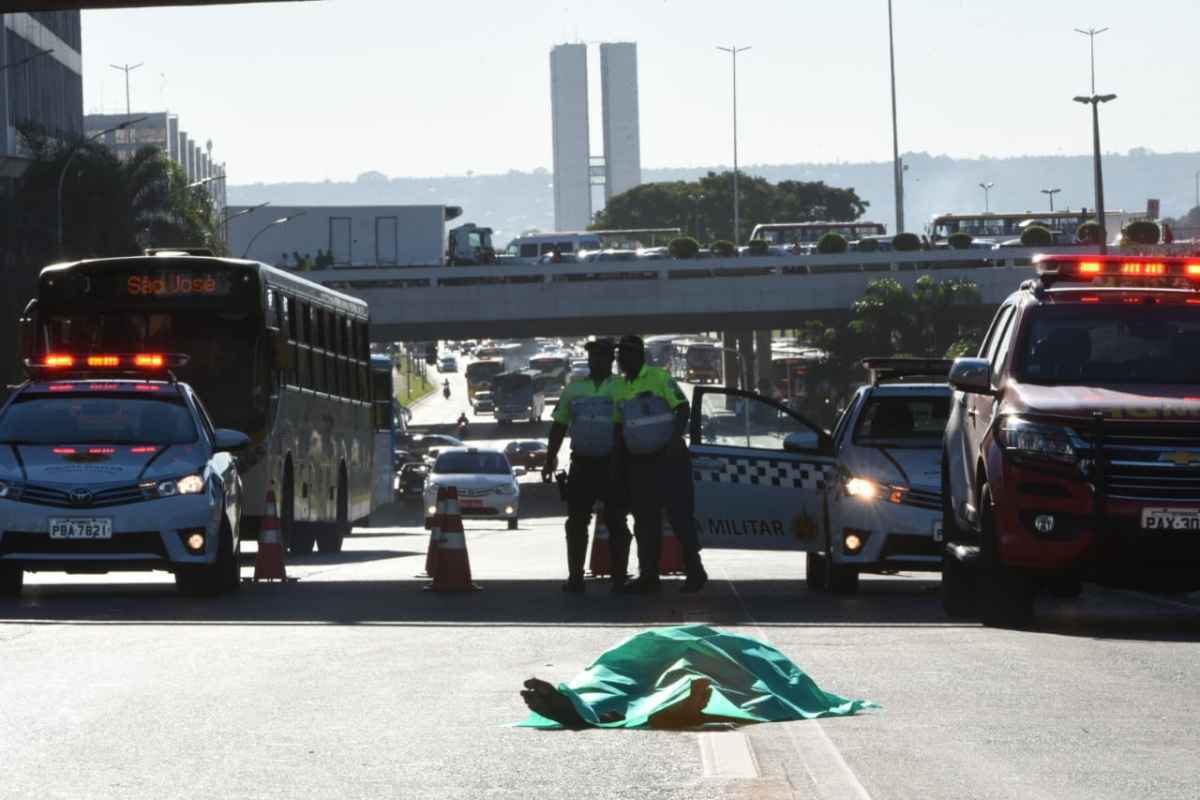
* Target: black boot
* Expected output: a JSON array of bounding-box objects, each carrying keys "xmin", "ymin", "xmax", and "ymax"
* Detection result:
[{"xmin": 563, "ymin": 531, "xmax": 588, "ymax": 593}]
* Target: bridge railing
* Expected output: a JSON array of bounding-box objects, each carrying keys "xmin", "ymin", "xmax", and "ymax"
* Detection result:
[{"xmin": 303, "ymin": 247, "xmax": 1099, "ymax": 291}]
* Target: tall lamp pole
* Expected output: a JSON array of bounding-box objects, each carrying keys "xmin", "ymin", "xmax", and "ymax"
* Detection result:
[
  {"xmin": 717, "ymin": 45, "xmax": 750, "ymax": 246},
  {"xmin": 57, "ymin": 116, "xmax": 147, "ymax": 257},
  {"xmin": 1041, "ymin": 187, "xmax": 1061, "ymax": 211},
  {"xmin": 979, "ymin": 182, "xmax": 994, "ymax": 213},
  {"xmin": 109, "ymin": 62, "xmax": 143, "ymax": 116},
  {"xmin": 887, "ymin": 0, "xmax": 904, "ymax": 233}
]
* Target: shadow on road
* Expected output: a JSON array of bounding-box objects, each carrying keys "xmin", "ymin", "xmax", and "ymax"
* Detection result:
[
  {"xmin": 4, "ymin": 573, "xmax": 1198, "ymax": 641},
  {"xmin": 367, "ymin": 485, "xmax": 570, "ymax": 526}
]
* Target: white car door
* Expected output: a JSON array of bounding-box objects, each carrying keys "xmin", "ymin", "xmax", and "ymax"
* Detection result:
[{"xmin": 689, "ymin": 387, "xmax": 836, "ymax": 552}]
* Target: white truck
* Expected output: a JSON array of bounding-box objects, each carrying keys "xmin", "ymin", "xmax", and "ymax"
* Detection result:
[{"xmin": 227, "ymin": 204, "xmax": 492, "ymax": 267}]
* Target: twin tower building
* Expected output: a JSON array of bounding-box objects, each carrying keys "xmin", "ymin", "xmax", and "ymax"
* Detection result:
[{"xmin": 550, "ymin": 42, "xmax": 643, "ymax": 232}]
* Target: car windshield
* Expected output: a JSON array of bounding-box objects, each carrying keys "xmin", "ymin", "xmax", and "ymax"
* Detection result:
[
  {"xmin": 433, "ymin": 451, "xmax": 511, "ymax": 475},
  {"xmin": 0, "ymin": 395, "xmax": 198, "ymax": 445},
  {"xmin": 1016, "ymin": 305, "xmax": 1200, "ymax": 385},
  {"xmin": 853, "ymin": 395, "xmax": 950, "ymax": 448}
]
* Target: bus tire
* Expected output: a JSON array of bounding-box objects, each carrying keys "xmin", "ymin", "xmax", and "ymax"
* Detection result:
[
  {"xmin": 317, "ymin": 474, "xmax": 349, "ymax": 554},
  {"xmin": 806, "ymin": 552, "xmax": 829, "ymax": 591}
]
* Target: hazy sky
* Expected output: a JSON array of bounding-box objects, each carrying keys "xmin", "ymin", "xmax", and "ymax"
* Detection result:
[{"xmin": 82, "ymin": 0, "xmax": 1198, "ymax": 184}]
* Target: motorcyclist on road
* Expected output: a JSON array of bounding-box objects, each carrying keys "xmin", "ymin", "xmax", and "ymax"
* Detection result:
[
  {"xmin": 443, "ymin": 379, "xmax": 451, "ymax": 399},
  {"xmin": 456, "ymin": 412, "xmax": 469, "ymax": 437}
]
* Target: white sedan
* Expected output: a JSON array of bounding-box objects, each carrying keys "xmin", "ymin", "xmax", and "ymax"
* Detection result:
[{"xmin": 423, "ymin": 448, "xmax": 521, "ymax": 530}]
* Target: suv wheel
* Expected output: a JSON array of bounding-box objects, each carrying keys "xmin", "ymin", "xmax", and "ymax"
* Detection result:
[
  {"xmin": 828, "ymin": 562, "xmax": 859, "ymax": 595},
  {"xmin": 977, "ymin": 485, "xmax": 1035, "ymax": 628},
  {"xmin": 0, "ymin": 565, "xmax": 23, "ymax": 597}
]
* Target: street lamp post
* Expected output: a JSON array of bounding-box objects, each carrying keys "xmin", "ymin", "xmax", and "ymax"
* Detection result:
[
  {"xmin": 0, "ymin": 47, "xmax": 53, "ymax": 73},
  {"xmin": 242, "ymin": 212, "xmax": 307, "ymax": 260},
  {"xmin": 109, "ymin": 62, "xmax": 143, "ymax": 116},
  {"xmin": 56, "ymin": 116, "xmax": 147, "ymax": 257},
  {"xmin": 887, "ymin": 0, "xmax": 905, "ymax": 234},
  {"xmin": 1041, "ymin": 187, "xmax": 1061, "ymax": 211},
  {"xmin": 1074, "ymin": 93, "xmax": 1116, "ymax": 252},
  {"xmin": 979, "ymin": 182, "xmax": 994, "ymax": 213},
  {"xmin": 717, "ymin": 45, "xmax": 750, "ymax": 246}
]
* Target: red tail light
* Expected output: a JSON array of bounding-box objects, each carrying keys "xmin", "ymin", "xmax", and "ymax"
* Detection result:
[
  {"xmin": 52, "ymin": 448, "xmax": 76, "ymax": 455},
  {"xmin": 133, "ymin": 384, "xmax": 161, "ymax": 392},
  {"xmin": 48, "ymin": 384, "xmax": 75, "ymax": 392},
  {"xmin": 130, "ymin": 446, "xmax": 158, "ymax": 454}
]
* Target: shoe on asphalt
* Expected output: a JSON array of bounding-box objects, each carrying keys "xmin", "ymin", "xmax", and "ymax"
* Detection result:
[
  {"xmin": 680, "ymin": 571, "xmax": 708, "ymax": 594},
  {"xmin": 561, "ymin": 578, "xmax": 585, "ymax": 593},
  {"xmin": 619, "ymin": 576, "xmax": 662, "ymax": 595}
]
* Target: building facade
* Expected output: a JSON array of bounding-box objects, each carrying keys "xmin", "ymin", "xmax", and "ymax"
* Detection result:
[
  {"xmin": 549, "ymin": 43, "xmax": 591, "ymax": 232},
  {"xmin": 599, "ymin": 42, "xmax": 641, "ymax": 201},
  {"xmin": 0, "ymin": 11, "xmax": 83, "ymax": 179}
]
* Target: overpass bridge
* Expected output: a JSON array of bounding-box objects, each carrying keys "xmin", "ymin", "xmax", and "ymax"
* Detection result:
[{"xmin": 301, "ymin": 248, "xmax": 1092, "ymax": 341}]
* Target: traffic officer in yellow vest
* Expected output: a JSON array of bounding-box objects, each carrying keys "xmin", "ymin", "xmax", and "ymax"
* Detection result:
[
  {"xmin": 612, "ymin": 335, "xmax": 707, "ymax": 594},
  {"xmin": 543, "ymin": 338, "xmax": 633, "ymax": 592}
]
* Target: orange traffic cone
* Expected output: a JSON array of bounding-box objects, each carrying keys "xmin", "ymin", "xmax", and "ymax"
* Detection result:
[
  {"xmin": 253, "ymin": 489, "xmax": 288, "ymax": 582},
  {"xmin": 659, "ymin": 512, "xmax": 685, "ymax": 575},
  {"xmin": 425, "ymin": 486, "xmax": 481, "ymax": 591},
  {"xmin": 588, "ymin": 502, "xmax": 611, "ymax": 578},
  {"xmin": 419, "ymin": 488, "xmax": 448, "ymax": 578}
]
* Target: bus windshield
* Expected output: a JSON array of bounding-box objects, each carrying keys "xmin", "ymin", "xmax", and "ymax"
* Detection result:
[
  {"xmin": 466, "ymin": 361, "xmax": 505, "ymax": 383},
  {"xmin": 41, "ymin": 310, "xmax": 261, "ymax": 431}
]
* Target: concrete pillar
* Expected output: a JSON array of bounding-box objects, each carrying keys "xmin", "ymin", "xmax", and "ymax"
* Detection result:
[
  {"xmin": 755, "ymin": 330, "xmax": 772, "ymax": 395},
  {"xmin": 722, "ymin": 330, "xmax": 739, "ymax": 390}
]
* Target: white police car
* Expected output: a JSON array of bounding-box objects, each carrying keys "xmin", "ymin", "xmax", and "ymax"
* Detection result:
[
  {"xmin": 423, "ymin": 447, "xmax": 521, "ymax": 530},
  {"xmin": 809, "ymin": 359, "xmax": 952, "ymax": 593},
  {"xmin": 0, "ymin": 353, "xmax": 249, "ymax": 597},
  {"xmin": 684, "ymin": 359, "xmax": 950, "ymax": 594}
]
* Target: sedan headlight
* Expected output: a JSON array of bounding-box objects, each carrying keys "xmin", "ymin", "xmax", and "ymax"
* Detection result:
[
  {"xmin": 155, "ymin": 474, "xmax": 205, "ymax": 497},
  {"xmin": 494, "ymin": 483, "xmax": 517, "ymax": 495},
  {"xmin": 845, "ymin": 476, "xmax": 908, "ymax": 504},
  {"xmin": 996, "ymin": 416, "xmax": 1077, "ymax": 464}
]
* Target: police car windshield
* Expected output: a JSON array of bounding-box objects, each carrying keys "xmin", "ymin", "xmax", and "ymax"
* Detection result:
[
  {"xmin": 1016, "ymin": 306, "xmax": 1200, "ymax": 385},
  {"xmin": 853, "ymin": 395, "xmax": 950, "ymax": 448},
  {"xmin": 433, "ymin": 451, "xmax": 511, "ymax": 475},
  {"xmin": 0, "ymin": 396, "xmax": 198, "ymax": 445}
]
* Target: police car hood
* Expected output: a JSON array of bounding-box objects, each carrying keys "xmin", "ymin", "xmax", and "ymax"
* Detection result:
[
  {"xmin": 840, "ymin": 447, "xmax": 942, "ymax": 494},
  {"xmin": 425, "ymin": 473, "xmax": 514, "ymax": 492},
  {"xmin": 0, "ymin": 444, "xmax": 206, "ymax": 485},
  {"xmin": 1006, "ymin": 383, "xmax": 1200, "ymax": 421}
]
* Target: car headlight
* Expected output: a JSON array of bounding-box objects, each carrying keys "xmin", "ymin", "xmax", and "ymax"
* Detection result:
[
  {"xmin": 845, "ymin": 476, "xmax": 908, "ymax": 504},
  {"xmin": 157, "ymin": 474, "xmax": 205, "ymax": 497},
  {"xmin": 996, "ymin": 416, "xmax": 1077, "ymax": 464},
  {"xmin": 495, "ymin": 484, "xmax": 516, "ymax": 495}
]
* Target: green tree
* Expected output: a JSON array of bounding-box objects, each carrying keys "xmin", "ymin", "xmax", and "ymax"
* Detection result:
[{"xmin": 592, "ymin": 171, "xmax": 869, "ymax": 243}]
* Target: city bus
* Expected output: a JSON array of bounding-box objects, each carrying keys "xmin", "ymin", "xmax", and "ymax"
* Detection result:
[
  {"xmin": 370, "ymin": 353, "xmax": 398, "ymax": 513},
  {"xmin": 493, "ymin": 370, "xmax": 546, "ymax": 424},
  {"xmin": 527, "ymin": 352, "xmax": 569, "ymax": 402},
  {"xmin": 465, "ymin": 358, "xmax": 505, "ymax": 403},
  {"xmin": 19, "ymin": 253, "xmax": 375, "ymax": 555},
  {"xmin": 925, "ymin": 210, "xmax": 1134, "ymax": 246},
  {"xmin": 749, "ymin": 221, "xmax": 887, "ymax": 250},
  {"xmin": 672, "ymin": 339, "xmax": 722, "ymax": 384}
]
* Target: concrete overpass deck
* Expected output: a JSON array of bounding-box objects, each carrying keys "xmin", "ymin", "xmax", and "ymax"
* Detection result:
[{"xmin": 303, "ymin": 247, "xmax": 1092, "ymax": 340}]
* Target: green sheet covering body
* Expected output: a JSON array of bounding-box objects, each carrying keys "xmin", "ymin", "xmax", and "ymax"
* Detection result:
[{"xmin": 518, "ymin": 624, "xmax": 877, "ymax": 729}]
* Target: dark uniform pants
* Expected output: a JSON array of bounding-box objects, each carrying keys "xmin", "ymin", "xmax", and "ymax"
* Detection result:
[
  {"xmin": 566, "ymin": 455, "xmax": 632, "ymax": 581},
  {"xmin": 626, "ymin": 444, "xmax": 704, "ymax": 581}
]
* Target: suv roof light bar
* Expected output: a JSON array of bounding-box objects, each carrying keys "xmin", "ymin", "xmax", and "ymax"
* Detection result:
[
  {"xmin": 1034, "ymin": 254, "xmax": 1200, "ymax": 288},
  {"xmin": 861, "ymin": 358, "xmax": 954, "ymax": 386}
]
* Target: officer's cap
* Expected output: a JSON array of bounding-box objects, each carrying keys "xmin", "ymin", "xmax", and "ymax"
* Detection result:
[
  {"xmin": 617, "ymin": 335, "xmax": 645, "ymax": 353},
  {"xmin": 584, "ymin": 337, "xmax": 616, "ymax": 353}
]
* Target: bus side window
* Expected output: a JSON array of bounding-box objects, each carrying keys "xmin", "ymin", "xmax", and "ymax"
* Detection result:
[
  {"xmin": 297, "ymin": 301, "xmax": 311, "ymax": 390},
  {"xmin": 342, "ymin": 317, "xmax": 352, "ymax": 400},
  {"xmin": 357, "ymin": 321, "xmax": 369, "ymax": 402}
]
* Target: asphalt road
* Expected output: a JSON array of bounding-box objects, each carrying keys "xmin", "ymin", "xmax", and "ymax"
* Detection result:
[{"xmin": 4, "ymin": 351, "xmax": 1200, "ymax": 799}]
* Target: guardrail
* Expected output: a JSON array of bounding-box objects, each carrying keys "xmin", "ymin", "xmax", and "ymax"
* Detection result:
[{"xmin": 305, "ymin": 247, "xmax": 1099, "ymax": 292}]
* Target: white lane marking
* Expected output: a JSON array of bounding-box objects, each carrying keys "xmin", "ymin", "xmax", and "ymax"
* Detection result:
[
  {"xmin": 719, "ymin": 564, "xmax": 875, "ymax": 800},
  {"xmin": 699, "ymin": 730, "xmax": 760, "ymax": 779}
]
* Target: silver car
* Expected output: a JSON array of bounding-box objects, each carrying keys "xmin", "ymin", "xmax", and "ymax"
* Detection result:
[{"xmin": 0, "ymin": 376, "xmax": 248, "ymax": 597}]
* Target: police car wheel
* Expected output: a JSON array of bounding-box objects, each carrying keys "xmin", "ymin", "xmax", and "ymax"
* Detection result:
[
  {"xmin": 316, "ymin": 522, "xmax": 347, "ymax": 553},
  {"xmin": 508, "ymin": 518, "xmax": 519, "ymax": 530},
  {"xmin": 0, "ymin": 565, "xmax": 23, "ymax": 597},
  {"xmin": 977, "ymin": 485, "xmax": 1035, "ymax": 628},
  {"xmin": 805, "ymin": 552, "xmax": 829, "ymax": 591},
  {"xmin": 175, "ymin": 525, "xmax": 238, "ymax": 597},
  {"xmin": 289, "ymin": 526, "xmax": 317, "ymax": 555}
]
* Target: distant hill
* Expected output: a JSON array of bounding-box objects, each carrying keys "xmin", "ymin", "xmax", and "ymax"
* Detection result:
[{"xmin": 228, "ymin": 149, "xmax": 1199, "ymax": 244}]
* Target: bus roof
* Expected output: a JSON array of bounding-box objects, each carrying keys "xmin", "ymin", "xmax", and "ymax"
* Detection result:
[
  {"xmin": 929, "ymin": 210, "xmax": 1097, "ymax": 222},
  {"xmin": 39, "ymin": 255, "xmax": 369, "ymax": 318},
  {"xmin": 752, "ymin": 221, "xmax": 885, "ymax": 230}
]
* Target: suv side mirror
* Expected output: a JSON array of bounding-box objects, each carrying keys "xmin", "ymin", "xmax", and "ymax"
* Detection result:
[
  {"xmin": 949, "ymin": 357, "xmax": 992, "ymax": 395},
  {"xmin": 214, "ymin": 428, "xmax": 251, "ymax": 452}
]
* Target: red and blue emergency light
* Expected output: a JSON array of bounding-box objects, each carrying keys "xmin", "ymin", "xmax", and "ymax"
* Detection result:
[
  {"xmin": 24, "ymin": 352, "xmax": 189, "ymax": 373},
  {"xmin": 1035, "ymin": 254, "xmax": 1200, "ymax": 286}
]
